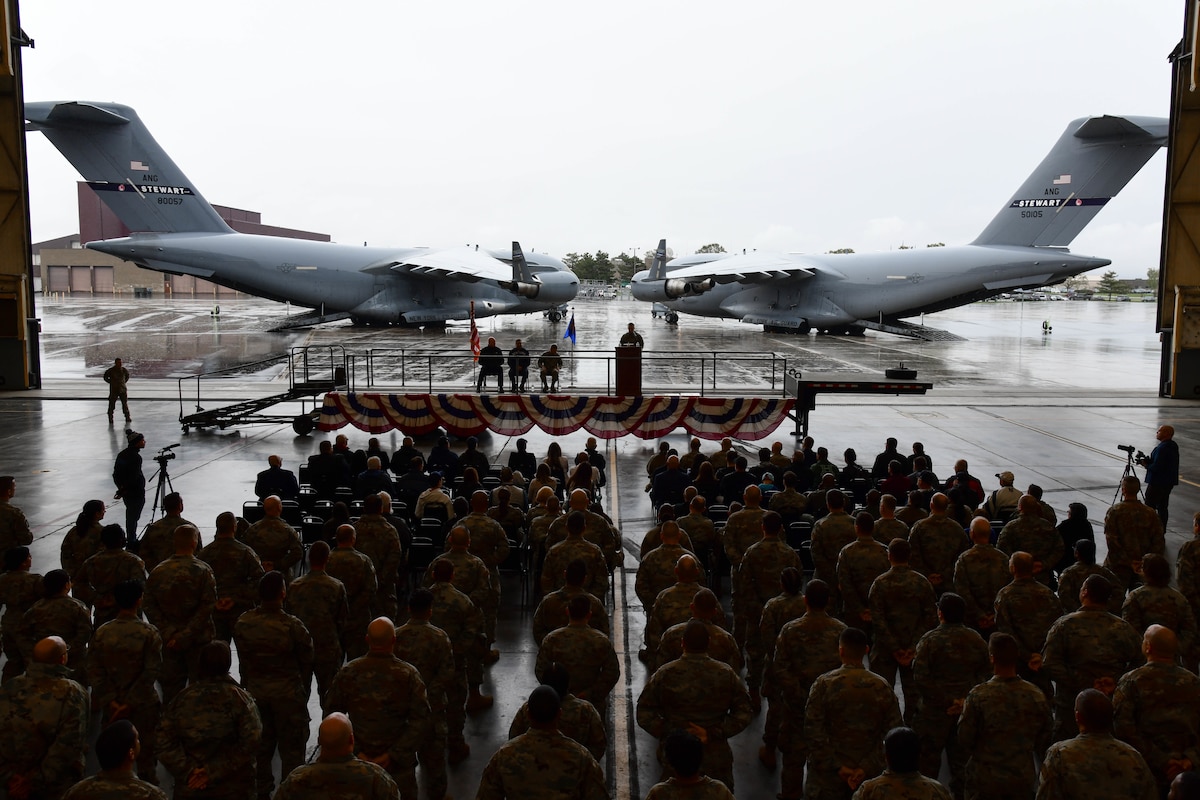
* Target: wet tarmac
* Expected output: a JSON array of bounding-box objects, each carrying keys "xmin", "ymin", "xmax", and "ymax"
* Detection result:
[{"xmin": 2, "ymin": 294, "xmax": 1195, "ymax": 799}]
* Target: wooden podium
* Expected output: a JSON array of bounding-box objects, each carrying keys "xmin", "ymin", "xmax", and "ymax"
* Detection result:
[{"xmin": 615, "ymin": 346, "xmax": 642, "ymax": 396}]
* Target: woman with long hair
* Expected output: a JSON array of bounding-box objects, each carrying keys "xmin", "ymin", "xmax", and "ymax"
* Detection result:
[
  {"xmin": 543, "ymin": 442, "xmax": 569, "ymax": 487},
  {"xmin": 61, "ymin": 499, "xmax": 106, "ymax": 579}
]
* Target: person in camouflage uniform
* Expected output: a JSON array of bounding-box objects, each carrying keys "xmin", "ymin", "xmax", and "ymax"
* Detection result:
[
  {"xmin": 804, "ymin": 627, "xmax": 904, "ymax": 800},
  {"xmin": 952, "ymin": 516, "xmax": 1011, "ymax": 634},
  {"xmin": 811, "ymin": 490, "xmax": 857, "ymax": 617},
  {"xmin": 61, "ymin": 719, "xmax": 167, "ymax": 800},
  {"xmin": 537, "ymin": 594, "xmax": 620, "ymax": 717},
  {"xmin": 477, "ymin": 686, "xmax": 607, "ymax": 800},
  {"xmin": 1057, "ymin": 539, "xmax": 1123, "ymax": 615},
  {"xmin": 0, "ymin": 636, "xmax": 89, "ymax": 800},
  {"xmin": 1122, "ymin": 553, "xmax": 1198, "ymax": 660},
  {"xmin": 1104, "ymin": 476, "xmax": 1166, "ymax": 593},
  {"xmin": 239, "ymin": 496, "xmax": 304, "ymax": 581},
  {"xmin": 997, "ymin": 495, "xmax": 1064, "ymax": 588},
  {"xmin": 394, "ymin": 588, "xmax": 454, "ymax": 800},
  {"xmin": 723, "ymin": 485, "xmax": 767, "ymax": 647},
  {"xmin": 908, "ymin": 493, "xmax": 970, "ymax": 598},
  {"xmin": 645, "ymin": 554, "xmax": 706, "ymax": 658},
  {"xmin": 87, "ymin": 580, "xmax": 162, "ymax": 783},
  {"xmin": 873, "ymin": 495, "xmax": 910, "ymax": 545},
  {"xmin": 868, "ymin": 539, "xmax": 937, "ymax": 724},
  {"xmin": 741, "ymin": 511, "xmax": 801, "ymax": 704},
  {"xmin": 994, "ymin": 551, "xmax": 1064, "ymax": 698},
  {"xmin": 638, "ymin": 620, "xmax": 755, "ymax": 792},
  {"xmin": 287, "ymin": 541, "xmax": 349, "ymax": 701},
  {"xmin": 640, "ymin": 506, "xmax": 694, "ymax": 560},
  {"xmin": 774, "ymin": 579, "xmax": 846, "ymax": 799},
  {"xmin": 1042, "ymin": 574, "xmax": 1142, "ymax": 742},
  {"xmin": 958, "ymin": 632, "xmax": 1052, "ymax": 800},
  {"xmin": 143, "ymin": 525, "xmax": 216, "ymax": 704},
  {"xmin": 1036, "ymin": 689, "xmax": 1156, "ymax": 800},
  {"xmin": 769, "ymin": 470, "xmax": 808, "ymax": 521},
  {"xmin": 655, "ymin": 588, "xmax": 741, "ymax": 673},
  {"xmin": 532, "ymin": 559, "xmax": 609, "ymax": 646},
  {"xmin": 428, "ymin": 558, "xmax": 491, "ymax": 762},
  {"xmin": 1176, "ymin": 512, "xmax": 1200, "ymax": 642},
  {"xmin": 644, "ymin": 730, "xmax": 735, "ymax": 800},
  {"xmin": 233, "ymin": 571, "xmax": 314, "ymax": 799},
  {"xmin": 328, "ymin": 524, "xmax": 378, "ymax": 661},
  {"xmin": 545, "ymin": 490, "xmax": 621, "ymax": 574},
  {"xmin": 18, "ymin": 568, "xmax": 92, "ymax": 684},
  {"xmin": 509, "ymin": 662, "xmax": 606, "ymax": 762},
  {"xmin": 911, "ymin": 593, "xmax": 989, "ymax": 796},
  {"xmin": 678, "ymin": 495, "xmax": 719, "ymax": 569},
  {"xmin": 60, "ymin": 500, "xmax": 104, "ymax": 585},
  {"xmin": 353, "ymin": 493, "xmax": 404, "ymax": 621},
  {"xmin": 425, "ymin": 527, "xmax": 493, "ymax": 617},
  {"xmin": 837, "ymin": 512, "xmax": 890, "ymax": 636},
  {"xmin": 324, "ymin": 617, "xmax": 431, "ymax": 800},
  {"xmin": 0, "ymin": 477, "xmax": 32, "ymax": 557},
  {"xmin": 137, "ymin": 493, "xmax": 199, "ymax": 572},
  {"xmin": 637, "ymin": 521, "xmax": 701, "ymax": 613},
  {"xmin": 850, "ymin": 726, "xmax": 952, "ymax": 800},
  {"xmin": 541, "ymin": 511, "xmax": 609, "ymax": 599},
  {"xmin": 157, "ymin": 640, "xmax": 262, "ymax": 800},
  {"xmin": 74, "ymin": 523, "xmax": 146, "ymax": 628},
  {"xmin": 0, "ymin": 546, "xmax": 42, "ymax": 682},
  {"xmin": 1113, "ymin": 625, "xmax": 1200, "ymax": 794},
  {"xmin": 758, "ymin": 566, "xmax": 807, "ymax": 769},
  {"xmin": 198, "ymin": 511, "xmax": 265, "ymax": 643},
  {"xmin": 275, "ymin": 713, "xmax": 400, "ymax": 800}
]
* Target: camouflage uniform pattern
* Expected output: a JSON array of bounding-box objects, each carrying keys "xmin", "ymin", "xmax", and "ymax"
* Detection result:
[
  {"xmin": 952, "ymin": 543, "xmax": 1011, "ymax": 630},
  {"xmin": 810, "ymin": 511, "xmax": 856, "ymax": 611},
  {"xmin": 394, "ymin": 617, "xmax": 455, "ymax": 800},
  {"xmin": 532, "ymin": 586, "xmax": 609, "ymax": 646},
  {"xmin": 424, "ymin": 550, "xmax": 492, "ymax": 613},
  {"xmin": 19, "ymin": 595, "xmax": 93, "ymax": 682},
  {"xmin": 143, "ymin": 555, "xmax": 216, "ymax": 703},
  {"xmin": 873, "ymin": 517, "xmax": 910, "ymax": 545},
  {"xmin": 275, "ymin": 755, "xmax": 400, "ymax": 800},
  {"xmin": 0, "ymin": 569, "xmax": 42, "ymax": 682},
  {"xmin": 232, "ymin": 603, "xmax": 314, "ymax": 797},
  {"xmin": 327, "ymin": 546, "xmax": 378, "ymax": 661},
  {"xmin": 739, "ymin": 538, "xmax": 801, "ymax": 690},
  {"xmin": 1113, "ymin": 660, "xmax": 1200, "ymax": 792},
  {"xmin": 1042, "ymin": 608, "xmax": 1142, "ymax": 741},
  {"xmin": 645, "ymin": 776, "xmax": 734, "ymax": 800},
  {"xmin": 1036, "ymin": 733, "xmax": 1156, "ymax": 800},
  {"xmin": 546, "ymin": 510, "xmax": 621, "ymax": 571},
  {"xmin": 0, "ymin": 499, "xmax": 32, "ymax": 555},
  {"xmin": 1057, "ymin": 563, "xmax": 1123, "ymax": 615},
  {"xmin": 804, "ymin": 664, "xmax": 904, "ymax": 800},
  {"xmin": 508, "ymin": 692, "xmax": 606, "ymax": 761},
  {"xmin": 837, "ymin": 537, "xmax": 890, "ymax": 629},
  {"xmin": 86, "ymin": 616, "xmax": 162, "ymax": 780},
  {"xmin": 909, "ymin": 515, "xmax": 969, "ymax": 595},
  {"xmin": 541, "ymin": 537, "xmax": 609, "ymax": 599},
  {"xmin": 1177, "ymin": 536, "xmax": 1200, "ymax": 624},
  {"xmin": 677, "ymin": 512, "xmax": 719, "ymax": 550},
  {"xmin": 324, "ymin": 652, "xmax": 431, "ymax": 799},
  {"xmin": 239, "ymin": 517, "xmax": 304, "ymax": 580},
  {"xmin": 61, "ymin": 771, "xmax": 168, "ymax": 800},
  {"xmin": 769, "ymin": 488, "xmax": 808, "ymax": 520},
  {"xmin": 354, "ymin": 513, "xmax": 404, "ymax": 620},
  {"xmin": 656, "ymin": 618, "xmax": 744, "ymax": 673},
  {"xmin": 851, "ymin": 770, "xmax": 952, "ymax": 800},
  {"xmin": 958, "ymin": 674, "xmax": 1052, "ymax": 800},
  {"xmin": 1121, "ymin": 584, "xmax": 1198, "ymax": 657},
  {"xmin": 537, "ymin": 623, "xmax": 620, "ymax": 714},
  {"xmin": 198, "ymin": 537, "xmax": 264, "ymax": 642},
  {"xmin": 60, "ymin": 524, "xmax": 102, "ymax": 580},
  {"xmin": 73, "ymin": 548, "xmax": 146, "ymax": 627},
  {"xmin": 429, "ymin": 580, "xmax": 485, "ymax": 747},
  {"xmin": 759, "ymin": 591, "xmax": 809, "ymax": 752},
  {"xmin": 0, "ymin": 661, "xmax": 89, "ymax": 800},
  {"xmin": 637, "ymin": 652, "xmax": 754, "ymax": 791},
  {"xmin": 996, "ymin": 515, "xmax": 1063, "ymax": 587},
  {"xmin": 994, "ymin": 577, "xmax": 1064, "ymax": 694},
  {"xmin": 137, "ymin": 514, "xmax": 198, "ymax": 572},
  {"xmin": 645, "ymin": 581, "xmax": 706, "ymax": 653},
  {"xmin": 912, "ymin": 622, "xmax": 990, "ymax": 794},
  {"xmin": 1103, "ymin": 500, "xmax": 1165, "ymax": 591},
  {"xmin": 286, "ymin": 569, "xmax": 349, "ymax": 699},
  {"xmin": 868, "ymin": 565, "xmax": 937, "ymax": 720},
  {"xmin": 476, "ymin": 729, "xmax": 607, "ymax": 800},
  {"xmin": 639, "ymin": 525, "xmax": 695, "ymax": 560},
  {"xmin": 156, "ymin": 674, "xmax": 263, "ymax": 800},
  {"xmin": 636, "ymin": 543, "xmax": 702, "ymax": 611}
]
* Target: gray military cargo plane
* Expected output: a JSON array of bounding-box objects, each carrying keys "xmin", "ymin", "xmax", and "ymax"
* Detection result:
[
  {"xmin": 26, "ymin": 101, "xmax": 578, "ymax": 328},
  {"xmin": 631, "ymin": 115, "xmax": 1167, "ymax": 340}
]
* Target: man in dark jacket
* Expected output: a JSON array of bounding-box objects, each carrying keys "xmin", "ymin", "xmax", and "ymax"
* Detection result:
[{"xmin": 113, "ymin": 429, "xmax": 147, "ymax": 547}]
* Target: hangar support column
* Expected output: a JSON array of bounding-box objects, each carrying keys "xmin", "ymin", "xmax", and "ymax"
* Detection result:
[
  {"xmin": 0, "ymin": 0, "xmax": 36, "ymax": 389},
  {"xmin": 1160, "ymin": 1, "xmax": 1200, "ymax": 397}
]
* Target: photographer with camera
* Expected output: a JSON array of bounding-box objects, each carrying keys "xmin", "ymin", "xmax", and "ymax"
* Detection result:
[
  {"xmin": 1136, "ymin": 425, "xmax": 1179, "ymax": 532},
  {"xmin": 113, "ymin": 430, "xmax": 147, "ymax": 548}
]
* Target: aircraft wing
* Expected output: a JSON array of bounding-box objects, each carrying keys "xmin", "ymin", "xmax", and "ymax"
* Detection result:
[
  {"xmin": 665, "ymin": 253, "xmax": 816, "ymax": 285},
  {"xmin": 389, "ymin": 247, "xmax": 515, "ymax": 283}
]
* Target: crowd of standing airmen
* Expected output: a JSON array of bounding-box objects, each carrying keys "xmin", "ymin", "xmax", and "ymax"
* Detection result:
[{"xmin": 0, "ymin": 419, "xmax": 1192, "ymax": 800}]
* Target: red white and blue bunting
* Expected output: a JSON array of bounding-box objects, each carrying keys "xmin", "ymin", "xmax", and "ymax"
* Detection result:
[{"xmin": 317, "ymin": 393, "xmax": 795, "ymax": 441}]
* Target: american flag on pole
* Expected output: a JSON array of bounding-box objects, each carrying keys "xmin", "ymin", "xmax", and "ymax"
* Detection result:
[{"xmin": 469, "ymin": 300, "xmax": 480, "ymax": 362}]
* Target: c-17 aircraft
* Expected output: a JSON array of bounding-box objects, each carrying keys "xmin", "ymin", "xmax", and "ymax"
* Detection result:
[
  {"xmin": 26, "ymin": 101, "xmax": 578, "ymax": 328},
  {"xmin": 632, "ymin": 115, "xmax": 1167, "ymax": 340}
]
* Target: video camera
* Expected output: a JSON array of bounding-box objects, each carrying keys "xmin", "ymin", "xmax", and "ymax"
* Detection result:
[
  {"xmin": 1117, "ymin": 444, "xmax": 1136, "ymax": 455},
  {"xmin": 155, "ymin": 443, "xmax": 180, "ymax": 464}
]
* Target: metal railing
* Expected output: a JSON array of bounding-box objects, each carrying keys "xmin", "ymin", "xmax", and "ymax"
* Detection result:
[{"xmin": 177, "ymin": 345, "xmax": 353, "ymax": 417}]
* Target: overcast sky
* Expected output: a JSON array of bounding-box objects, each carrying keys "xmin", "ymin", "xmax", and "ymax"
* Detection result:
[{"xmin": 20, "ymin": 1, "xmax": 1180, "ymax": 277}]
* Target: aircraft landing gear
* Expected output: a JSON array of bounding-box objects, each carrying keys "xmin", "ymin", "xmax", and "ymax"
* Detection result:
[
  {"xmin": 665, "ymin": 311, "xmax": 679, "ymax": 325},
  {"xmin": 547, "ymin": 310, "xmax": 562, "ymax": 323}
]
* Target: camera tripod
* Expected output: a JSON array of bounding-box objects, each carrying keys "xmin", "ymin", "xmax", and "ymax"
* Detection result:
[
  {"xmin": 143, "ymin": 455, "xmax": 176, "ymax": 536},
  {"xmin": 1113, "ymin": 448, "xmax": 1141, "ymax": 505}
]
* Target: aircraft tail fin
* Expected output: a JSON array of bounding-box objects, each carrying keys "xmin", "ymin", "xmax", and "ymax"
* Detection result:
[
  {"xmin": 647, "ymin": 239, "xmax": 668, "ymax": 279},
  {"xmin": 25, "ymin": 101, "xmax": 232, "ymax": 236},
  {"xmin": 971, "ymin": 115, "xmax": 1166, "ymax": 248}
]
